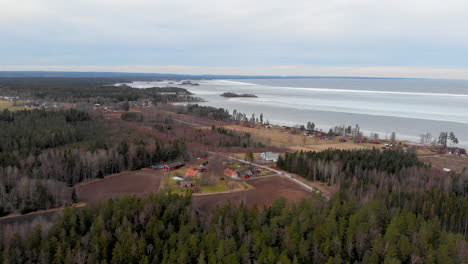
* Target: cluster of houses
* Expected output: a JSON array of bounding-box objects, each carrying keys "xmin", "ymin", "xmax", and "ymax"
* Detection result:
[
  {"xmin": 161, "ymin": 161, "xmax": 209, "ymax": 189},
  {"xmin": 0, "ymin": 96, "xmax": 19, "ymax": 101},
  {"xmin": 224, "ymin": 165, "xmax": 262, "ymax": 179},
  {"xmin": 447, "ymin": 148, "xmax": 466, "ymax": 156}
]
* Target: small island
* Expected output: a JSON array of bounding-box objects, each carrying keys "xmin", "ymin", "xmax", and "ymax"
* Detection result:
[
  {"xmin": 220, "ymin": 92, "xmax": 258, "ymax": 98},
  {"xmin": 179, "ymin": 80, "xmax": 200, "ymax": 86}
]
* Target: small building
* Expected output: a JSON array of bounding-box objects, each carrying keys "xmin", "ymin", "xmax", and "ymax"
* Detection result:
[
  {"xmin": 172, "ymin": 176, "xmax": 184, "ymax": 181},
  {"xmin": 163, "ymin": 161, "xmax": 185, "ymax": 171},
  {"xmin": 249, "ymin": 166, "xmax": 261, "ymax": 175},
  {"xmin": 261, "ymin": 152, "xmax": 280, "ymax": 162},
  {"xmin": 454, "ymin": 148, "xmax": 466, "ymax": 155},
  {"xmin": 180, "ymin": 179, "xmax": 196, "ymax": 188},
  {"xmin": 185, "ymin": 169, "xmax": 199, "ymax": 178},
  {"xmin": 224, "ymin": 168, "xmax": 238, "ymax": 178},
  {"xmin": 237, "ymin": 170, "xmax": 252, "ymax": 179},
  {"xmin": 196, "ymin": 164, "xmax": 207, "ymax": 172}
]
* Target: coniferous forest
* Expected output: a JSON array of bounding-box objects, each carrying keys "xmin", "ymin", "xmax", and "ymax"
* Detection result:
[
  {"xmin": 0, "ymin": 78, "xmax": 466, "ymax": 263},
  {"xmin": 0, "ymin": 104, "xmax": 268, "ymax": 216},
  {"xmin": 0, "ymin": 192, "xmax": 465, "ymax": 263}
]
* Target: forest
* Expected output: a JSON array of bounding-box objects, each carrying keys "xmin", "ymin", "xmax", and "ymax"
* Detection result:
[
  {"xmin": 0, "ymin": 78, "xmax": 199, "ymax": 104},
  {"xmin": 277, "ymin": 149, "xmax": 468, "ymax": 237},
  {"xmin": 0, "ymin": 192, "xmax": 465, "ymax": 263},
  {"xmin": 1, "ymin": 78, "xmax": 466, "ymax": 263},
  {"xmin": 0, "ymin": 107, "xmax": 269, "ymax": 216}
]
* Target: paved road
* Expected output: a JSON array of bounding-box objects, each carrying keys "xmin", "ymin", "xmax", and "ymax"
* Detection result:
[{"xmin": 212, "ymin": 152, "xmax": 330, "ymax": 200}]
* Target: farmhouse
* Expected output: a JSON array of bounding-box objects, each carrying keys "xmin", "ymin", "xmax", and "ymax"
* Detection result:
[
  {"xmin": 185, "ymin": 169, "xmax": 199, "ymax": 178},
  {"xmin": 180, "ymin": 179, "xmax": 196, "ymax": 188},
  {"xmin": 248, "ymin": 166, "xmax": 261, "ymax": 174},
  {"xmin": 224, "ymin": 168, "xmax": 238, "ymax": 178},
  {"xmin": 197, "ymin": 164, "xmax": 207, "ymax": 172},
  {"xmin": 237, "ymin": 170, "xmax": 252, "ymax": 179},
  {"xmin": 450, "ymin": 148, "xmax": 466, "ymax": 155},
  {"xmin": 261, "ymin": 152, "xmax": 280, "ymax": 162},
  {"xmin": 163, "ymin": 161, "xmax": 185, "ymax": 171}
]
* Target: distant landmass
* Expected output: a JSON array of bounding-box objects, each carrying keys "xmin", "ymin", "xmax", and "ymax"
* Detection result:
[
  {"xmin": 0, "ymin": 71, "xmax": 409, "ymax": 80},
  {"xmin": 221, "ymin": 92, "xmax": 258, "ymax": 98}
]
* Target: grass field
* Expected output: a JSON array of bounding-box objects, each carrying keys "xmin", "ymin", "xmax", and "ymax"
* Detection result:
[
  {"xmin": 219, "ymin": 125, "xmax": 373, "ymax": 151},
  {"xmin": 199, "ymin": 177, "xmax": 229, "ymax": 193},
  {"xmin": 0, "ymin": 100, "xmax": 40, "ymax": 111},
  {"xmin": 419, "ymin": 154, "xmax": 468, "ymax": 173},
  {"xmin": 76, "ymin": 169, "xmax": 165, "ymax": 204},
  {"xmin": 192, "ymin": 175, "xmax": 313, "ymax": 217},
  {"xmin": 0, "ymin": 100, "xmax": 23, "ymax": 110}
]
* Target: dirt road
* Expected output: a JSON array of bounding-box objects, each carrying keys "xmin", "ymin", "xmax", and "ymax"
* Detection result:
[{"xmin": 212, "ymin": 152, "xmax": 331, "ymax": 200}]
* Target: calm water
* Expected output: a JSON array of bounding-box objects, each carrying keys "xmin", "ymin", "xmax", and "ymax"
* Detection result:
[{"xmin": 127, "ymin": 78, "xmax": 468, "ymax": 146}]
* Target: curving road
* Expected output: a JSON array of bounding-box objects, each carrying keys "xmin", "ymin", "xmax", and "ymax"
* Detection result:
[{"xmin": 212, "ymin": 152, "xmax": 331, "ymax": 200}]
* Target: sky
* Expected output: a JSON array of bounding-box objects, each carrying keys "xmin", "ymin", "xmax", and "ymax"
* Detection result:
[{"xmin": 1, "ymin": 0, "xmax": 468, "ymax": 78}]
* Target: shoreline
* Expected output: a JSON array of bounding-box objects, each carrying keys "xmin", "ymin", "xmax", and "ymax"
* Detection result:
[{"xmin": 123, "ymin": 80, "xmax": 468, "ymax": 148}]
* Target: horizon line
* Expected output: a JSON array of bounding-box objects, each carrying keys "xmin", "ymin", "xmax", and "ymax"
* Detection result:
[{"xmin": 0, "ymin": 70, "xmax": 464, "ymax": 81}]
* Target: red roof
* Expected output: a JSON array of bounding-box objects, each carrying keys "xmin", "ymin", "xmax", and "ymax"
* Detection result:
[
  {"xmin": 186, "ymin": 169, "xmax": 198, "ymax": 177},
  {"xmin": 224, "ymin": 168, "xmax": 237, "ymax": 176}
]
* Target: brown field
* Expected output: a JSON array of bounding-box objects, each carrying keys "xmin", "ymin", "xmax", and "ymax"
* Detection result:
[
  {"xmin": 0, "ymin": 100, "xmax": 38, "ymax": 111},
  {"xmin": 133, "ymin": 107, "xmax": 227, "ymax": 127},
  {"xmin": 220, "ymin": 125, "xmax": 372, "ymax": 151},
  {"xmin": 76, "ymin": 169, "xmax": 165, "ymax": 205},
  {"xmin": 419, "ymin": 154, "xmax": 468, "ymax": 173},
  {"xmin": 192, "ymin": 175, "xmax": 312, "ymax": 217}
]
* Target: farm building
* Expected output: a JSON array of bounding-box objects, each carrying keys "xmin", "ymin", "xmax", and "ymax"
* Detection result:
[
  {"xmin": 185, "ymin": 169, "xmax": 199, "ymax": 178},
  {"xmin": 197, "ymin": 164, "xmax": 207, "ymax": 172},
  {"xmin": 237, "ymin": 170, "xmax": 252, "ymax": 179},
  {"xmin": 448, "ymin": 148, "xmax": 466, "ymax": 155},
  {"xmin": 163, "ymin": 161, "xmax": 185, "ymax": 171},
  {"xmin": 248, "ymin": 166, "xmax": 261, "ymax": 174},
  {"xmin": 261, "ymin": 152, "xmax": 280, "ymax": 162},
  {"xmin": 224, "ymin": 168, "xmax": 238, "ymax": 178},
  {"xmin": 180, "ymin": 179, "xmax": 196, "ymax": 188}
]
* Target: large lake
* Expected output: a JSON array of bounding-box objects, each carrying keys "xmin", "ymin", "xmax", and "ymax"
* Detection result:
[{"xmin": 127, "ymin": 78, "xmax": 468, "ymax": 147}]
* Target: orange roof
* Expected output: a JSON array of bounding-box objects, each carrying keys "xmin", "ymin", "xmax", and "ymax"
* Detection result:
[
  {"xmin": 186, "ymin": 169, "xmax": 198, "ymax": 177},
  {"xmin": 224, "ymin": 168, "xmax": 237, "ymax": 176}
]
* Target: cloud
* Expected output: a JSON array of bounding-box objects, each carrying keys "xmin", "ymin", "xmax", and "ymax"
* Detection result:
[
  {"xmin": 1, "ymin": 65, "xmax": 468, "ymax": 79},
  {"xmin": 0, "ymin": 0, "xmax": 467, "ymax": 77}
]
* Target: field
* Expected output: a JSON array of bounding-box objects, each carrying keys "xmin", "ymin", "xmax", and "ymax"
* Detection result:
[
  {"xmin": 219, "ymin": 125, "xmax": 373, "ymax": 151},
  {"xmin": 76, "ymin": 169, "xmax": 165, "ymax": 205},
  {"xmin": 0, "ymin": 100, "xmax": 34, "ymax": 111},
  {"xmin": 419, "ymin": 154, "xmax": 468, "ymax": 173},
  {"xmin": 192, "ymin": 175, "xmax": 312, "ymax": 217}
]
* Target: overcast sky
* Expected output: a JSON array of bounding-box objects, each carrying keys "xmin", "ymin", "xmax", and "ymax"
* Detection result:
[{"xmin": 1, "ymin": 0, "xmax": 468, "ymax": 78}]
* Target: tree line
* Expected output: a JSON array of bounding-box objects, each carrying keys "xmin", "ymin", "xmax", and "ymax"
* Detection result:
[
  {"xmin": 277, "ymin": 149, "xmax": 468, "ymax": 237},
  {"xmin": 0, "ymin": 192, "xmax": 465, "ymax": 263},
  {"xmin": 0, "ymin": 77, "xmax": 200, "ymax": 105},
  {"xmin": 0, "ymin": 108, "xmax": 270, "ymax": 215}
]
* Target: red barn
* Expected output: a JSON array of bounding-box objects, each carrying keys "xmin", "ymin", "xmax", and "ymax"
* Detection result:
[
  {"xmin": 163, "ymin": 161, "xmax": 185, "ymax": 171},
  {"xmin": 185, "ymin": 169, "xmax": 198, "ymax": 178}
]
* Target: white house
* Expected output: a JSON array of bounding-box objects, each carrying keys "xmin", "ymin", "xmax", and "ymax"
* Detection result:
[{"xmin": 261, "ymin": 152, "xmax": 280, "ymax": 162}]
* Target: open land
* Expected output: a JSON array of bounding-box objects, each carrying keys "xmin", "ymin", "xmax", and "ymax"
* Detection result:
[
  {"xmin": 3, "ymin": 103, "xmax": 463, "ymax": 227},
  {"xmin": 419, "ymin": 154, "xmax": 468, "ymax": 173},
  {"xmin": 214, "ymin": 125, "xmax": 373, "ymax": 151},
  {"xmin": 0, "ymin": 100, "xmax": 38, "ymax": 111},
  {"xmin": 76, "ymin": 169, "xmax": 165, "ymax": 205},
  {"xmin": 192, "ymin": 175, "xmax": 312, "ymax": 217}
]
